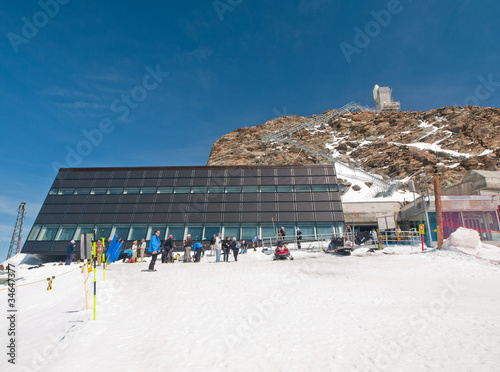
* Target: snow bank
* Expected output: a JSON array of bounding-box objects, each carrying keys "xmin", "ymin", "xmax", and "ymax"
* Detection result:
[{"xmin": 443, "ymin": 227, "xmax": 500, "ymax": 262}]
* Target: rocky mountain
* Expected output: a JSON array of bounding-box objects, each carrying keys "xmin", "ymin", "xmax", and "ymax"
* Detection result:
[{"xmin": 207, "ymin": 106, "xmax": 500, "ymax": 194}]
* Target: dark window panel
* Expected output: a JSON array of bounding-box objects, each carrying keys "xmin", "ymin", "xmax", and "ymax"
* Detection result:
[
  {"xmin": 175, "ymin": 178, "xmax": 191, "ymax": 187},
  {"xmin": 242, "ymin": 203, "xmax": 258, "ymax": 212},
  {"xmin": 296, "ymin": 212, "xmax": 315, "ymax": 221},
  {"xmin": 242, "ymin": 193, "xmax": 258, "ymax": 202},
  {"xmin": 332, "ymin": 202, "xmax": 342, "ymax": 211},
  {"xmin": 138, "ymin": 194, "xmax": 156, "ymax": 203},
  {"xmin": 110, "ymin": 179, "xmax": 126, "ymax": 187},
  {"xmin": 225, "ymin": 194, "xmax": 240, "ymax": 202},
  {"xmin": 93, "ymin": 179, "xmax": 110, "ymax": 188},
  {"xmin": 208, "ymin": 177, "xmax": 225, "ymax": 187},
  {"xmin": 296, "ymin": 202, "xmax": 314, "ymax": 211},
  {"xmin": 223, "ymin": 212, "xmax": 240, "ymax": 222},
  {"xmin": 315, "ymin": 211, "xmax": 333, "ymax": 221},
  {"xmin": 153, "ymin": 204, "xmax": 169, "ymax": 213},
  {"xmin": 310, "ymin": 167, "xmax": 326, "ymax": 176},
  {"xmin": 187, "ymin": 213, "xmax": 204, "ymax": 223},
  {"xmin": 115, "ymin": 214, "xmax": 133, "ymax": 223},
  {"xmin": 192, "ymin": 178, "xmax": 208, "ymax": 186},
  {"xmin": 279, "ymin": 203, "xmax": 295, "ymax": 212},
  {"xmin": 241, "ymin": 213, "xmax": 258, "ymax": 222},
  {"xmin": 33, "ymin": 242, "xmax": 53, "ymax": 252},
  {"xmin": 142, "ymin": 179, "xmax": 159, "ymax": 187},
  {"xmin": 44, "ymin": 214, "xmax": 64, "ymax": 223},
  {"xmin": 96, "ymin": 171, "xmax": 112, "ymax": 179},
  {"xmin": 171, "ymin": 194, "xmax": 189, "ymax": 203},
  {"xmin": 126, "ymin": 179, "xmax": 142, "ymax": 187},
  {"xmin": 35, "ymin": 214, "xmax": 47, "ymax": 224},
  {"xmin": 224, "ymin": 203, "xmax": 240, "ymax": 212},
  {"xmin": 99, "ymin": 204, "xmax": 118, "ymax": 213},
  {"xmin": 159, "ymin": 178, "xmax": 175, "ymax": 187},
  {"xmin": 204, "ymin": 213, "xmax": 222, "ymax": 223},
  {"xmin": 277, "ymin": 193, "xmax": 294, "ymax": 202},
  {"xmin": 156, "ymin": 194, "xmax": 172, "ymax": 203},
  {"xmin": 295, "ymin": 193, "xmax": 312, "ymax": 202},
  {"xmin": 260, "ymin": 212, "xmax": 276, "ymax": 221},
  {"xmin": 261, "ymin": 169, "xmax": 275, "ymax": 177},
  {"xmin": 177, "ymin": 169, "xmax": 193, "ymax": 178},
  {"xmin": 97, "ymin": 214, "xmax": 114, "ymax": 223},
  {"xmin": 133, "ymin": 213, "xmax": 151, "ymax": 223},
  {"xmin": 117, "ymin": 204, "xmax": 135, "ymax": 213},
  {"xmin": 40, "ymin": 204, "xmax": 53, "ymax": 214},
  {"xmin": 293, "ymin": 168, "xmax": 309, "ymax": 176},
  {"xmin": 312, "ymin": 192, "xmax": 331, "ymax": 201},
  {"xmin": 135, "ymin": 204, "xmax": 153, "ymax": 213},
  {"xmin": 260, "ymin": 193, "xmax": 276, "ymax": 202},
  {"xmin": 243, "ymin": 178, "xmax": 259, "ymax": 186},
  {"xmin": 330, "ymin": 192, "xmax": 341, "ymax": 201},
  {"xmin": 78, "ymin": 179, "xmax": 94, "ymax": 188},
  {"xmin": 72, "ymin": 195, "xmax": 89, "ymax": 204},
  {"xmin": 227, "ymin": 168, "xmax": 243, "ymax": 177},
  {"xmin": 168, "ymin": 213, "xmax": 186, "ymax": 223},
  {"xmin": 194, "ymin": 169, "xmax": 209, "ymax": 177},
  {"xmin": 226, "ymin": 178, "xmax": 242, "ymax": 186},
  {"xmin": 314, "ymin": 202, "xmax": 332, "ymax": 211},
  {"xmin": 79, "ymin": 214, "xmax": 99, "ymax": 224},
  {"xmin": 295, "ymin": 176, "xmax": 310, "ymax": 185},
  {"xmin": 67, "ymin": 204, "xmax": 85, "ymax": 213},
  {"xmin": 277, "ymin": 177, "xmax": 293, "ymax": 185},
  {"xmin": 87, "ymin": 195, "xmax": 106, "ymax": 204},
  {"xmin": 334, "ymin": 212, "xmax": 345, "ymax": 221},
  {"xmin": 260, "ymin": 178, "xmax": 276, "ymax": 186},
  {"xmin": 21, "ymin": 241, "xmax": 35, "ymax": 253},
  {"xmin": 311, "ymin": 177, "xmax": 328, "ymax": 184},
  {"xmin": 62, "ymin": 214, "xmax": 81, "ymax": 223},
  {"xmin": 277, "ymin": 168, "xmax": 292, "ymax": 177},
  {"xmin": 278, "ymin": 212, "xmax": 295, "ymax": 222},
  {"xmin": 60, "ymin": 180, "xmax": 79, "ymax": 187},
  {"xmin": 113, "ymin": 170, "xmax": 129, "ymax": 178},
  {"xmin": 122, "ymin": 194, "xmax": 139, "ymax": 203},
  {"xmin": 206, "ymin": 203, "xmax": 222, "ymax": 212},
  {"xmin": 79, "ymin": 171, "xmax": 97, "ymax": 179},
  {"xmin": 52, "ymin": 195, "xmax": 73, "ymax": 204},
  {"xmin": 260, "ymin": 203, "xmax": 277, "ymax": 212},
  {"xmin": 129, "ymin": 170, "xmax": 145, "ymax": 178},
  {"xmin": 243, "ymin": 169, "xmax": 258, "ymax": 177},
  {"xmin": 105, "ymin": 195, "xmax": 122, "ymax": 203},
  {"xmin": 45, "ymin": 195, "xmax": 57, "ymax": 204}
]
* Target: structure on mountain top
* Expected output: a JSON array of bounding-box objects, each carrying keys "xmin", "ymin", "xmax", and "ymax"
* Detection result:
[
  {"xmin": 373, "ymin": 85, "xmax": 400, "ymax": 113},
  {"xmin": 7, "ymin": 202, "xmax": 26, "ymax": 260}
]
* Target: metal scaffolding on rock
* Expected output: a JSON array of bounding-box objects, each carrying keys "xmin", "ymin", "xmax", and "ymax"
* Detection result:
[{"xmin": 7, "ymin": 202, "xmax": 26, "ymax": 260}]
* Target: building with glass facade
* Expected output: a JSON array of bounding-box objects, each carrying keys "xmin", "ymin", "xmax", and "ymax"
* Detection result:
[{"xmin": 22, "ymin": 164, "xmax": 345, "ymax": 258}]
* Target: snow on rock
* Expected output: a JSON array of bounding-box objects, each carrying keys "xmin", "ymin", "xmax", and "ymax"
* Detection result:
[{"xmin": 443, "ymin": 227, "xmax": 500, "ymax": 262}]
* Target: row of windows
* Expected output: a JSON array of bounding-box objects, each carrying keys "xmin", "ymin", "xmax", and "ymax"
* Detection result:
[
  {"xmin": 27, "ymin": 222, "xmax": 345, "ymax": 243},
  {"xmin": 49, "ymin": 184, "xmax": 339, "ymax": 196}
]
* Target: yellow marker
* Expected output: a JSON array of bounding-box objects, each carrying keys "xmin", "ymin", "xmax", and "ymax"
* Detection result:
[
  {"xmin": 419, "ymin": 224, "xmax": 425, "ymax": 235},
  {"xmin": 46, "ymin": 276, "xmax": 55, "ymax": 291}
]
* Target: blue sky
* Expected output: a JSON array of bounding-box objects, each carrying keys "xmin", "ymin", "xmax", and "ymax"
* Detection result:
[{"xmin": 1, "ymin": 0, "xmax": 499, "ymax": 260}]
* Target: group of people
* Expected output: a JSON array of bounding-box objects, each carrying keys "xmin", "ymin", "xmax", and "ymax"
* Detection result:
[{"xmin": 208, "ymin": 234, "xmax": 246, "ymax": 262}]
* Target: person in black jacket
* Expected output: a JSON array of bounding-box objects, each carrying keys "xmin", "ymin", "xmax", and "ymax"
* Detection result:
[
  {"xmin": 223, "ymin": 236, "xmax": 231, "ymax": 262},
  {"xmin": 162, "ymin": 234, "xmax": 175, "ymax": 263},
  {"xmin": 231, "ymin": 237, "xmax": 239, "ymax": 262}
]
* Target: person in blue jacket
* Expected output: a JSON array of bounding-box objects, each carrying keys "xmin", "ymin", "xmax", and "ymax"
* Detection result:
[
  {"xmin": 193, "ymin": 242, "xmax": 204, "ymax": 262},
  {"xmin": 148, "ymin": 230, "xmax": 161, "ymax": 271}
]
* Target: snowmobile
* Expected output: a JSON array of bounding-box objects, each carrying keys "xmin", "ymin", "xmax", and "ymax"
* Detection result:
[
  {"xmin": 273, "ymin": 240, "xmax": 293, "ymax": 260},
  {"xmin": 325, "ymin": 238, "xmax": 352, "ymax": 256}
]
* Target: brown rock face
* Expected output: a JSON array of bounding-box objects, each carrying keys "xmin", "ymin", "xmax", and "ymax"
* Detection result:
[{"xmin": 207, "ymin": 106, "xmax": 500, "ymax": 193}]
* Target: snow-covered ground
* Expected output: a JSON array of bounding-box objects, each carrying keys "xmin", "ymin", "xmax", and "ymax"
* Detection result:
[{"xmin": 1, "ymin": 230, "xmax": 500, "ymax": 372}]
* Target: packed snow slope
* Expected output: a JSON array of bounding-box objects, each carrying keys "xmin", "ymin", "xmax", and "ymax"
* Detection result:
[{"xmin": 1, "ymin": 241, "xmax": 500, "ymax": 372}]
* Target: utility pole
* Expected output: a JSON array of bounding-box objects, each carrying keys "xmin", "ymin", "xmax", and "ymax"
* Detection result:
[
  {"xmin": 7, "ymin": 203, "xmax": 26, "ymax": 259},
  {"xmin": 434, "ymin": 175, "xmax": 443, "ymax": 249}
]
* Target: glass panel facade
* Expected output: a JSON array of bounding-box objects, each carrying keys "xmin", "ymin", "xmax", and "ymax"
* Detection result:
[
  {"xmin": 55, "ymin": 225, "xmax": 76, "ymax": 241},
  {"xmin": 49, "ymin": 188, "xmax": 58, "ymax": 195},
  {"xmin": 95, "ymin": 225, "xmax": 113, "ymax": 240},
  {"xmin": 157, "ymin": 187, "xmax": 173, "ymax": 194},
  {"xmin": 260, "ymin": 186, "xmax": 276, "ymax": 193},
  {"xmin": 141, "ymin": 187, "xmax": 157, "ymax": 194},
  {"xmin": 241, "ymin": 224, "xmax": 258, "ymax": 240},
  {"xmin": 260, "ymin": 224, "xmax": 275, "ymax": 239},
  {"xmin": 27, "ymin": 224, "xmax": 42, "ymax": 241},
  {"xmin": 58, "ymin": 188, "xmax": 74, "ymax": 195},
  {"xmin": 311, "ymin": 185, "xmax": 329, "ymax": 192},
  {"xmin": 112, "ymin": 225, "xmax": 130, "ymax": 240},
  {"xmin": 128, "ymin": 225, "xmax": 148, "ymax": 241},
  {"xmin": 316, "ymin": 223, "xmax": 334, "ymax": 238},
  {"xmin": 226, "ymin": 186, "xmax": 241, "ymax": 193},
  {"xmin": 37, "ymin": 225, "xmax": 60, "ymax": 241},
  {"xmin": 208, "ymin": 186, "xmax": 224, "ymax": 193},
  {"xmin": 73, "ymin": 225, "xmax": 95, "ymax": 240},
  {"xmin": 167, "ymin": 225, "xmax": 185, "ymax": 240},
  {"xmin": 297, "ymin": 224, "xmax": 315, "ymax": 239},
  {"xmin": 91, "ymin": 188, "xmax": 107, "ymax": 195},
  {"xmin": 124, "ymin": 188, "xmax": 140, "ymax": 194},
  {"xmin": 277, "ymin": 186, "xmax": 294, "ymax": 193},
  {"xmin": 174, "ymin": 187, "xmax": 190, "ymax": 194},
  {"xmin": 108, "ymin": 188, "xmax": 123, "ymax": 194},
  {"xmin": 191, "ymin": 187, "xmax": 207, "ymax": 193},
  {"xmin": 294, "ymin": 185, "xmax": 311, "ymax": 192},
  {"xmin": 74, "ymin": 188, "xmax": 91, "ymax": 195},
  {"xmin": 186, "ymin": 225, "xmax": 203, "ymax": 241},
  {"xmin": 147, "ymin": 226, "xmax": 167, "ymax": 240},
  {"xmin": 242, "ymin": 186, "xmax": 259, "ymax": 193},
  {"xmin": 224, "ymin": 224, "xmax": 240, "ymax": 239},
  {"xmin": 203, "ymin": 225, "xmax": 221, "ymax": 240}
]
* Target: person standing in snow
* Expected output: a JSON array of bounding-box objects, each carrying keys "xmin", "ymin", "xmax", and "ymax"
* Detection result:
[
  {"xmin": 139, "ymin": 238, "xmax": 146, "ymax": 262},
  {"xmin": 214, "ymin": 233, "xmax": 222, "ymax": 262},
  {"xmin": 223, "ymin": 236, "xmax": 231, "ymax": 262},
  {"xmin": 193, "ymin": 242, "xmax": 204, "ymax": 262},
  {"xmin": 131, "ymin": 240, "xmax": 138, "ymax": 262},
  {"xmin": 148, "ymin": 230, "xmax": 161, "ymax": 271},
  {"xmin": 163, "ymin": 235, "xmax": 175, "ymax": 263},
  {"xmin": 183, "ymin": 234, "xmax": 193, "ymax": 262},
  {"xmin": 279, "ymin": 227, "xmax": 286, "ymax": 241},
  {"xmin": 252, "ymin": 235, "xmax": 259, "ymax": 251},
  {"xmin": 210, "ymin": 234, "xmax": 216, "ymax": 256},
  {"xmin": 371, "ymin": 229, "xmax": 378, "ymax": 245},
  {"xmin": 231, "ymin": 237, "xmax": 239, "ymax": 262},
  {"xmin": 65, "ymin": 240, "xmax": 76, "ymax": 265},
  {"xmin": 296, "ymin": 228, "xmax": 302, "ymax": 249}
]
